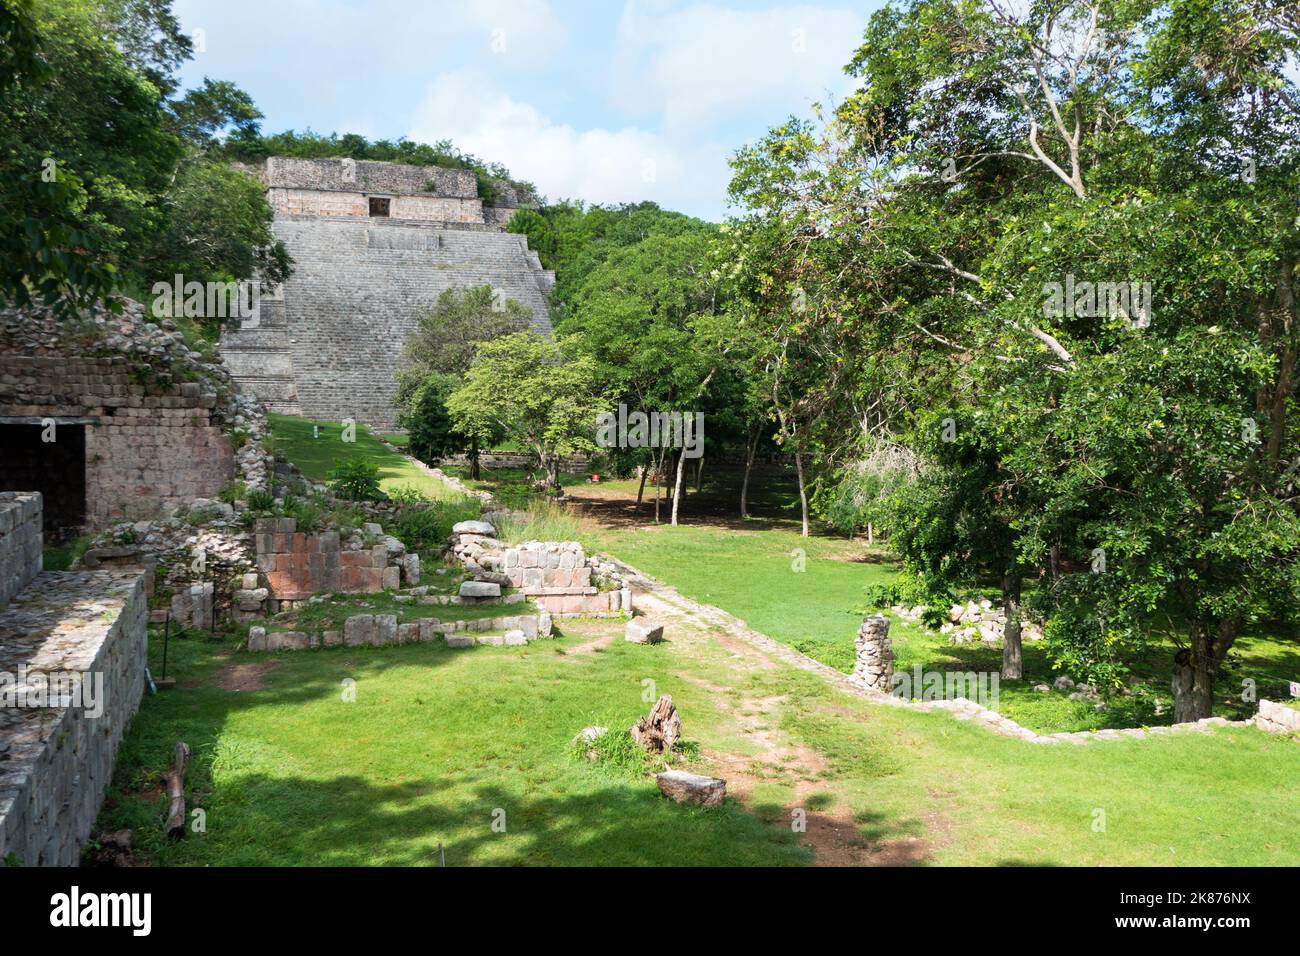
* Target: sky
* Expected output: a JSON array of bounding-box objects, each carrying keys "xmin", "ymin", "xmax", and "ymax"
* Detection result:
[{"xmin": 172, "ymin": 0, "xmax": 887, "ymax": 221}]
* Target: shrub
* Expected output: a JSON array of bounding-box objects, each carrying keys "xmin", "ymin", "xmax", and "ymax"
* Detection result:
[
  {"xmin": 817, "ymin": 440, "xmax": 920, "ymax": 537},
  {"xmin": 281, "ymin": 494, "xmax": 325, "ymax": 533},
  {"xmin": 329, "ymin": 459, "xmax": 382, "ymax": 501},
  {"xmin": 1036, "ymin": 575, "xmax": 1139, "ymax": 689},
  {"xmin": 246, "ymin": 489, "xmax": 275, "ymax": 512},
  {"xmin": 390, "ymin": 497, "xmax": 480, "ymax": 555},
  {"xmin": 218, "ymin": 479, "xmax": 247, "ymax": 504}
]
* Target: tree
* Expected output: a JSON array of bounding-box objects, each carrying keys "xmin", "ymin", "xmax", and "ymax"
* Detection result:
[
  {"xmin": 0, "ymin": 0, "xmax": 289, "ymax": 314},
  {"xmin": 727, "ymin": 0, "xmax": 1300, "ymax": 718},
  {"xmin": 397, "ymin": 285, "xmax": 533, "ymax": 477},
  {"xmin": 447, "ymin": 331, "xmax": 606, "ymax": 496}
]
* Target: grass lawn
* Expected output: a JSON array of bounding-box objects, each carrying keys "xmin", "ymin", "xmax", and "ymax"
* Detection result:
[
  {"xmin": 99, "ymin": 606, "xmax": 1300, "ymax": 866},
  {"xmin": 269, "ymin": 414, "xmax": 461, "ymax": 501},
  {"xmin": 587, "ymin": 521, "xmax": 1300, "ymax": 735},
  {"xmin": 102, "ymin": 420, "xmax": 1298, "ymax": 866}
]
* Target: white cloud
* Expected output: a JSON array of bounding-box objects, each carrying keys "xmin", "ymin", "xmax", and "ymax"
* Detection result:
[
  {"xmin": 458, "ymin": 0, "xmax": 569, "ymax": 65},
  {"xmin": 409, "ymin": 71, "xmax": 729, "ymax": 215},
  {"xmin": 613, "ymin": 2, "xmax": 866, "ymax": 132}
]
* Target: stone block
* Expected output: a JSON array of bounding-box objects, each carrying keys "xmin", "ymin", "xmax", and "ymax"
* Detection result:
[
  {"xmin": 655, "ymin": 771, "xmax": 725, "ymax": 808},
  {"xmin": 381, "ymin": 565, "xmax": 401, "ymax": 591},
  {"xmin": 402, "ymin": 553, "xmax": 421, "ymax": 586},
  {"xmin": 445, "ymin": 635, "xmax": 475, "ymax": 648},
  {"xmin": 459, "ymin": 580, "xmax": 501, "ymax": 598},
  {"xmin": 504, "ymin": 629, "xmax": 527, "ymax": 646},
  {"xmin": 625, "ymin": 618, "xmax": 664, "ymax": 644},
  {"xmin": 248, "ymin": 626, "xmax": 267, "ymax": 651},
  {"xmin": 343, "ymin": 614, "xmax": 375, "ymax": 646},
  {"xmin": 375, "ymin": 614, "xmax": 398, "ymax": 645},
  {"xmin": 397, "ymin": 622, "xmax": 420, "ymax": 644}
]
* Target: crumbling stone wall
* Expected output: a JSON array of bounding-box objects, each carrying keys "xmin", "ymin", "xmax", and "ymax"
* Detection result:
[
  {"xmin": 0, "ymin": 492, "xmax": 42, "ymax": 606},
  {"xmin": 252, "ymin": 517, "xmax": 415, "ymax": 607},
  {"xmin": 0, "ymin": 301, "xmax": 266, "ymax": 532},
  {"xmin": 0, "ymin": 538, "xmax": 147, "ymax": 865}
]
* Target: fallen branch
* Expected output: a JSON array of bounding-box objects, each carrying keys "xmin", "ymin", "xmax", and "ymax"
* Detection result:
[{"xmin": 163, "ymin": 741, "xmax": 191, "ymax": 839}]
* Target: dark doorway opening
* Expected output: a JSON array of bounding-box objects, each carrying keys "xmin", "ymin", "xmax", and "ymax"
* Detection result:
[
  {"xmin": 0, "ymin": 423, "xmax": 86, "ymax": 541},
  {"xmin": 368, "ymin": 196, "xmax": 391, "ymax": 217}
]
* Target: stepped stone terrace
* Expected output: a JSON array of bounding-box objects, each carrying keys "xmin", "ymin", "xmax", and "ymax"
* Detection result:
[{"xmin": 219, "ymin": 157, "xmax": 556, "ymax": 429}]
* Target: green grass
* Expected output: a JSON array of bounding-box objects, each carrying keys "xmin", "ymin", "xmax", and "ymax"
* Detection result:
[
  {"xmin": 99, "ymin": 612, "xmax": 1300, "ymax": 866},
  {"xmin": 587, "ymin": 521, "xmax": 1300, "ymax": 735},
  {"xmin": 269, "ymin": 414, "xmax": 461, "ymax": 501},
  {"xmin": 100, "ymin": 622, "xmax": 813, "ymax": 866},
  {"xmin": 130, "ymin": 417, "xmax": 1296, "ymax": 867}
]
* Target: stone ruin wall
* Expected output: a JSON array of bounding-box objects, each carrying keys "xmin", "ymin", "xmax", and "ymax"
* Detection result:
[
  {"xmin": 0, "ymin": 494, "xmax": 148, "ymax": 865},
  {"xmin": 0, "ymin": 304, "xmax": 247, "ymax": 533},
  {"xmin": 219, "ymin": 157, "xmax": 555, "ymax": 430},
  {"xmin": 0, "ymin": 493, "xmax": 42, "ymax": 607}
]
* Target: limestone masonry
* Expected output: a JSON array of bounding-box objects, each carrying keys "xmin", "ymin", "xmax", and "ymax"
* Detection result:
[
  {"xmin": 0, "ymin": 493, "xmax": 42, "ymax": 607},
  {"xmin": 0, "ymin": 494, "xmax": 148, "ymax": 865},
  {"xmin": 219, "ymin": 157, "xmax": 556, "ymax": 429}
]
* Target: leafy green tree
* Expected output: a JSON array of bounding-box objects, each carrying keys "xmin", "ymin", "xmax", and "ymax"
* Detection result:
[
  {"xmin": 447, "ymin": 331, "xmax": 606, "ymax": 496},
  {"xmin": 396, "ymin": 285, "xmax": 533, "ymax": 477},
  {"xmin": 728, "ymin": 0, "xmax": 1300, "ymax": 717}
]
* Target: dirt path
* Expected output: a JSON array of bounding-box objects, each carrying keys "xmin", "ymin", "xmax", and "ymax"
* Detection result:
[{"xmin": 631, "ymin": 583, "xmax": 929, "ymax": 865}]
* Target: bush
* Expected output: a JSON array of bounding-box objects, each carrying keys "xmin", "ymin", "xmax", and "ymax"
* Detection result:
[
  {"xmin": 329, "ymin": 459, "xmax": 382, "ymax": 501},
  {"xmin": 390, "ymin": 497, "xmax": 481, "ymax": 555},
  {"xmin": 281, "ymin": 494, "xmax": 325, "ymax": 533},
  {"xmin": 817, "ymin": 440, "xmax": 919, "ymax": 536},
  {"xmin": 247, "ymin": 489, "xmax": 275, "ymax": 512},
  {"xmin": 218, "ymin": 479, "xmax": 247, "ymax": 504},
  {"xmin": 1036, "ymin": 575, "xmax": 1139, "ymax": 689}
]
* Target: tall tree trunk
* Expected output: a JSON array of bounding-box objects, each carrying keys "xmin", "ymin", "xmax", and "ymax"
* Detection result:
[
  {"xmin": 794, "ymin": 446, "xmax": 809, "ymax": 537},
  {"xmin": 470, "ymin": 434, "xmax": 481, "ymax": 481},
  {"xmin": 546, "ymin": 456, "xmax": 561, "ymax": 498},
  {"xmin": 695, "ymin": 455, "xmax": 704, "ymax": 494},
  {"xmin": 740, "ymin": 425, "xmax": 758, "ymax": 519},
  {"xmin": 1000, "ymin": 574, "xmax": 1023, "ymax": 680},
  {"xmin": 652, "ymin": 446, "xmax": 666, "ymax": 523},
  {"xmin": 635, "ymin": 462, "xmax": 648, "ymax": 512},
  {"xmin": 1171, "ymin": 618, "xmax": 1239, "ymax": 723},
  {"xmin": 671, "ymin": 446, "xmax": 688, "ymax": 525},
  {"xmin": 867, "ymin": 523, "xmax": 874, "ymax": 546}
]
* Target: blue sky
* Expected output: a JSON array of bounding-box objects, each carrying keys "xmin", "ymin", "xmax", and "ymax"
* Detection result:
[{"xmin": 173, "ymin": 0, "xmax": 886, "ymax": 220}]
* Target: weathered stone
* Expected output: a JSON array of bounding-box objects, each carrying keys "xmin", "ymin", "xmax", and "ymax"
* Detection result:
[
  {"xmin": 445, "ymin": 634, "xmax": 475, "ymax": 648},
  {"xmin": 374, "ymin": 614, "xmax": 398, "ymax": 646},
  {"xmin": 503, "ymin": 629, "xmax": 527, "ymax": 646},
  {"xmin": 852, "ymin": 614, "xmax": 894, "ymax": 692},
  {"xmin": 453, "ymin": 520, "xmax": 496, "ymax": 536},
  {"xmin": 459, "ymin": 580, "xmax": 501, "ymax": 598},
  {"xmin": 343, "ymin": 614, "xmax": 375, "ymax": 646},
  {"xmin": 625, "ymin": 618, "xmax": 664, "ymax": 644},
  {"xmin": 248, "ymin": 625, "xmax": 268, "ymax": 651},
  {"xmin": 655, "ymin": 770, "xmax": 725, "ymax": 808}
]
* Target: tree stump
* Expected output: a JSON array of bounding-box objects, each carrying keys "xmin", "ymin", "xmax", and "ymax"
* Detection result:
[{"xmin": 631, "ymin": 694, "xmax": 681, "ymax": 753}]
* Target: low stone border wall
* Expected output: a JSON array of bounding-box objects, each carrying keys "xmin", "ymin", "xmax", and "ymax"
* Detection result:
[
  {"xmin": 0, "ymin": 492, "xmax": 42, "ymax": 608},
  {"xmin": 1256, "ymin": 699, "xmax": 1300, "ymax": 733},
  {"xmin": 247, "ymin": 609, "xmax": 551, "ymax": 651},
  {"xmin": 0, "ymin": 570, "xmax": 148, "ymax": 865},
  {"xmin": 605, "ymin": 555, "xmax": 1257, "ymax": 747}
]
